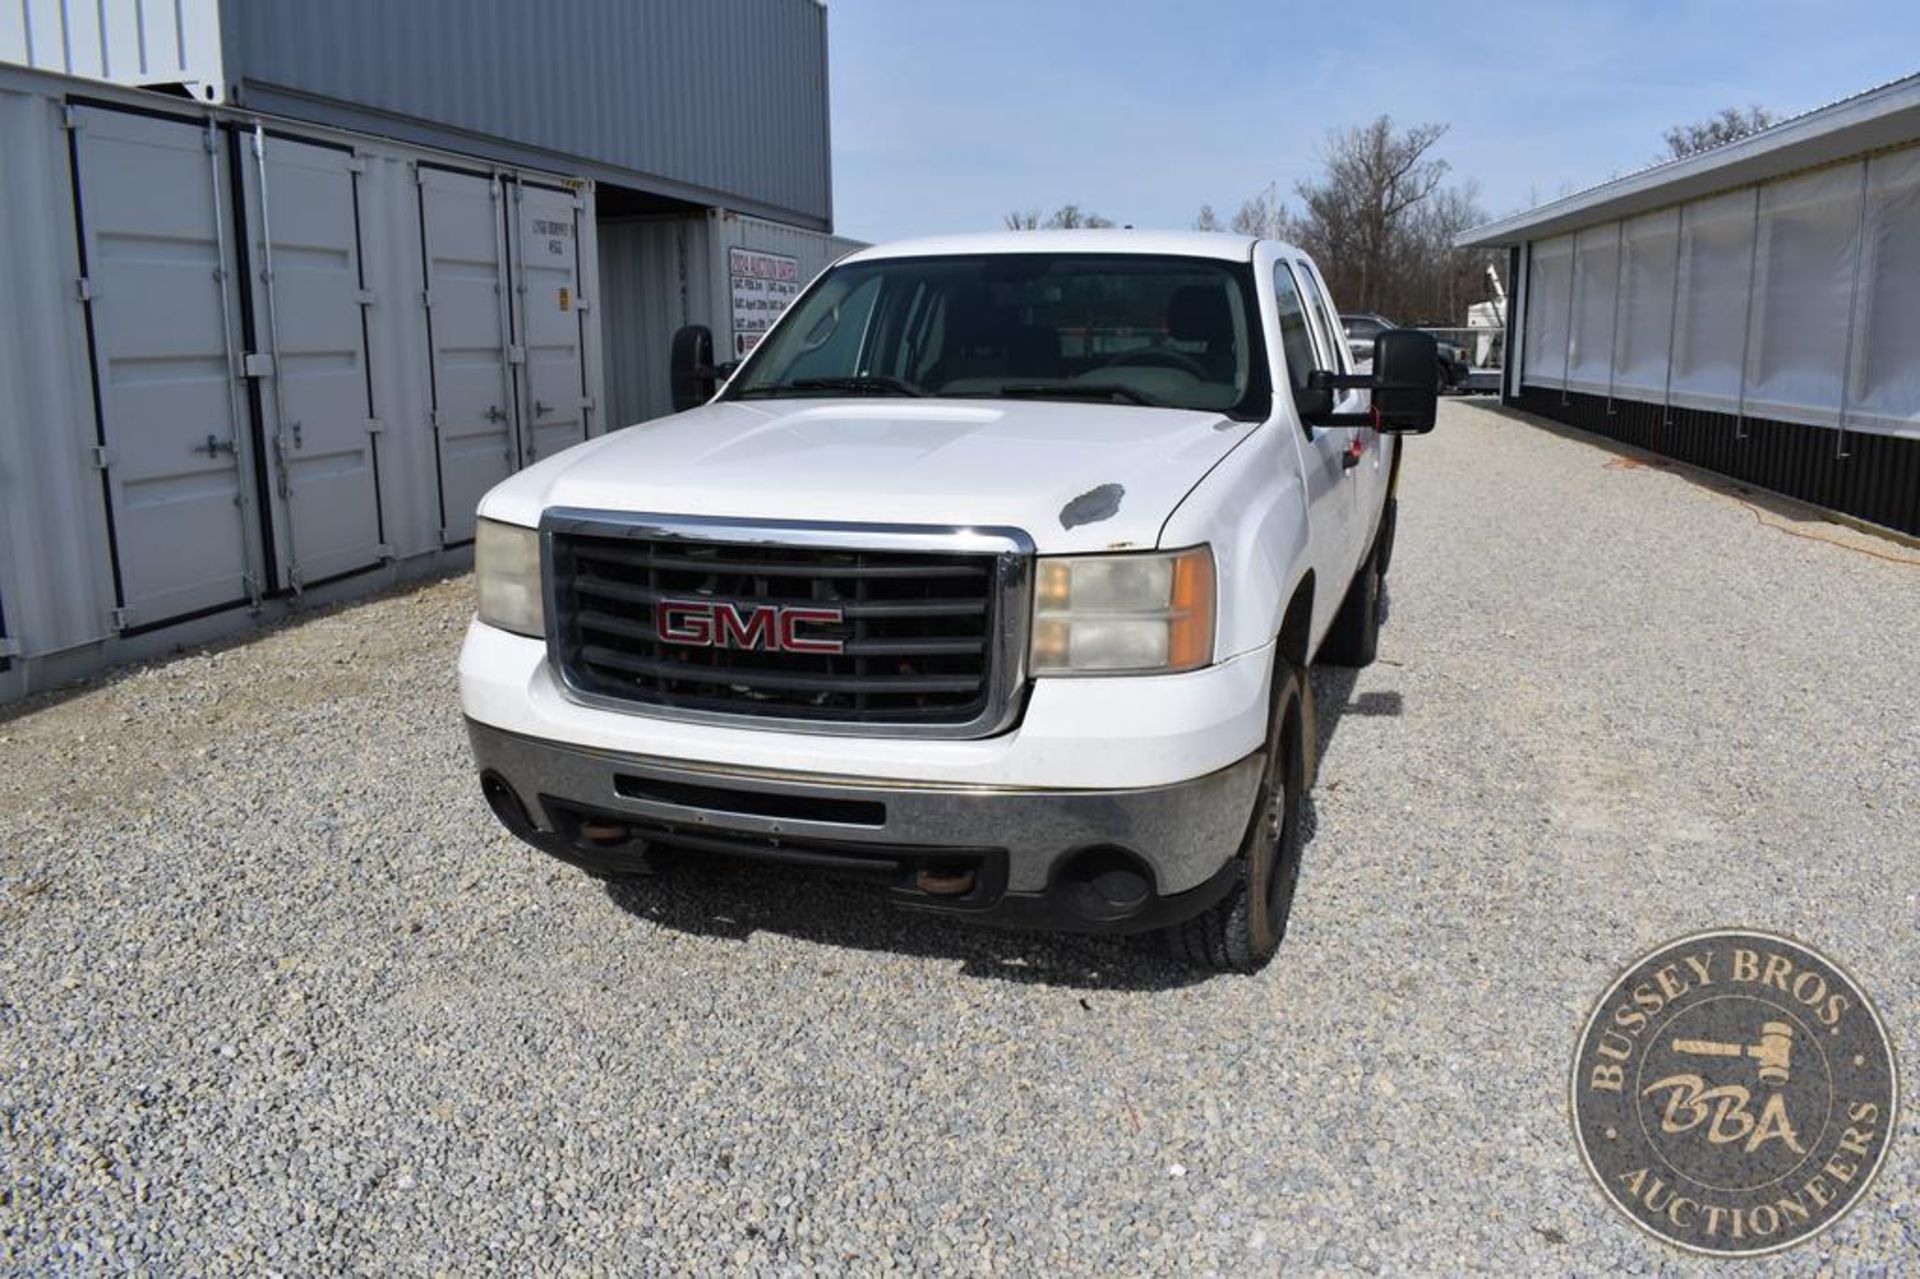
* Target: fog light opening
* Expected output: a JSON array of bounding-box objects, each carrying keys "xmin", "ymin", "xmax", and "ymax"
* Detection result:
[
  {"xmin": 1057, "ymin": 847, "xmax": 1155, "ymax": 921},
  {"xmin": 480, "ymin": 773, "xmax": 533, "ymax": 835}
]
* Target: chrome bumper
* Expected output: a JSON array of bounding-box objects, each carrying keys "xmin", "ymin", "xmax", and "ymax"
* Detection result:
[{"xmin": 466, "ymin": 718, "xmax": 1264, "ymax": 928}]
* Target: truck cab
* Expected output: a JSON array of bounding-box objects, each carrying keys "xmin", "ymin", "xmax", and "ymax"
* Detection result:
[{"xmin": 459, "ymin": 231, "xmax": 1437, "ymax": 971}]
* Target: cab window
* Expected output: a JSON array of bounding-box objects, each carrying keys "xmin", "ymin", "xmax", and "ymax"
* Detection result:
[
  {"xmin": 1294, "ymin": 263, "xmax": 1345, "ymax": 372},
  {"xmin": 1270, "ymin": 264, "xmax": 1323, "ymax": 395}
]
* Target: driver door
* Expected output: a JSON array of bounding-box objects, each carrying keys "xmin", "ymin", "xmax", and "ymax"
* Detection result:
[{"xmin": 1272, "ymin": 262, "xmax": 1358, "ymax": 633}]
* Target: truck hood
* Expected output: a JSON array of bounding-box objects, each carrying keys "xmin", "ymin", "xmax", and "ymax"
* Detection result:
[{"xmin": 479, "ymin": 398, "xmax": 1256, "ymax": 552}]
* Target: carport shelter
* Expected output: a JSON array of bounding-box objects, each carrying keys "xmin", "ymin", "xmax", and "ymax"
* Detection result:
[{"xmin": 1460, "ymin": 73, "xmax": 1920, "ymax": 537}]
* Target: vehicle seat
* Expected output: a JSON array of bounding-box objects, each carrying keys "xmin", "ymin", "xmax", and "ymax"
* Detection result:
[
  {"xmin": 926, "ymin": 285, "xmax": 1009, "ymax": 388},
  {"xmin": 1167, "ymin": 285, "xmax": 1235, "ymax": 381}
]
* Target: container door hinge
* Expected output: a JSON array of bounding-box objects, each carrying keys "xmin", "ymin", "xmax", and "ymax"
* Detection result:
[
  {"xmin": 506, "ymin": 345, "xmax": 526, "ymax": 365},
  {"xmin": 346, "ymin": 154, "xmax": 368, "ymax": 174},
  {"xmin": 375, "ymin": 542, "xmax": 395, "ymax": 560},
  {"xmin": 110, "ymin": 606, "xmax": 131, "ymax": 631},
  {"xmin": 89, "ymin": 445, "xmax": 114, "ymax": 470},
  {"xmin": 0, "ymin": 636, "xmax": 19, "ymax": 659},
  {"xmin": 242, "ymin": 572, "xmax": 263, "ymax": 606},
  {"xmin": 355, "ymin": 288, "xmax": 377, "ymax": 307},
  {"xmin": 75, "ymin": 277, "xmax": 93, "ymax": 302},
  {"xmin": 574, "ymin": 295, "xmax": 591, "ymax": 312},
  {"xmin": 365, "ymin": 417, "xmax": 385, "ymax": 435},
  {"xmin": 287, "ymin": 565, "xmax": 304, "ymax": 592},
  {"xmin": 61, "ymin": 105, "xmax": 80, "ymax": 132},
  {"xmin": 242, "ymin": 353, "xmax": 275, "ymax": 378},
  {"xmin": 420, "ymin": 289, "xmax": 434, "ymax": 310}
]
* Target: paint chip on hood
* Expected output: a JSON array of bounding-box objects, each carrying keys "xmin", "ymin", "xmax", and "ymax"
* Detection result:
[{"xmin": 1060, "ymin": 483, "xmax": 1124, "ymax": 529}]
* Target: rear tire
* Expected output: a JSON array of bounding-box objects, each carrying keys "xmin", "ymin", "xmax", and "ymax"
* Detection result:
[
  {"xmin": 1164, "ymin": 660, "xmax": 1308, "ymax": 974},
  {"xmin": 1319, "ymin": 546, "xmax": 1382, "ymax": 667}
]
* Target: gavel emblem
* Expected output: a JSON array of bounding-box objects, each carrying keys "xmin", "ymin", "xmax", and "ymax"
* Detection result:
[{"xmin": 1671, "ymin": 1021, "xmax": 1794, "ymax": 1086}]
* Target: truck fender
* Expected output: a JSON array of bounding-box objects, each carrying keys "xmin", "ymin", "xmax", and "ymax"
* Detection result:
[{"xmin": 1159, "ymin": 427, "xmax": 1312, "ymax": 664}]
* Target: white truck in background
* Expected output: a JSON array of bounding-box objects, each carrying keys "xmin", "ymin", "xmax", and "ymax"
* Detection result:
[{"xmin": 459, "ymin": 230, "xmax": 1437, "ymax": 972}]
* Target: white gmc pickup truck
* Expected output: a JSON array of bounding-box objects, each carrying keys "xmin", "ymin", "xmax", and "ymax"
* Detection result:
[{"xmin": 460, "ymin": 230, "xmax": 1437, "ymax": 971}]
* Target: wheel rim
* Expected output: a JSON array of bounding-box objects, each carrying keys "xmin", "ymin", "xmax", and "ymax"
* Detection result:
[
  {"xmin": 1263, "ymin": 717, "xmax": 1302, "ymax": 924},
  {"xmin": 1249, "ymin": 704, "xmax": 1302, "ymax": 938}
]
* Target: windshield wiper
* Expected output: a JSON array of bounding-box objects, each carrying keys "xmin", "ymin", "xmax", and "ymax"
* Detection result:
[
  {"xmin": 737, "ymin": 374, "xmax": 928, "ymax": 399},
  {"xmin": 988, "ymin": 383, "xmax": 1166, "ymax": 407}
]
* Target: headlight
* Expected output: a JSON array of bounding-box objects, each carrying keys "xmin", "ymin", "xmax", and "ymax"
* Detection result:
[
  {"xmin": 475, "ymin": 518, "xmax": 545, "ymax": 638},
  {"xmin": 1030, "ymin": 546, "xmax": 1215, "ymax": 675}
]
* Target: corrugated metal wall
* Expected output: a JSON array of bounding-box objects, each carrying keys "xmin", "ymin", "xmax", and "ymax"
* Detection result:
[
  {"xmin": 220, "ymin": 0, "xmax": 833, "ymax": 229},
  {"xmin": 599, "ymin": 212, "xmax": 863, "ymax": 427}
]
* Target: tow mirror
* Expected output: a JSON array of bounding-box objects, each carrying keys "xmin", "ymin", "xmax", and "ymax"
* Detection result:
[
  {"xmin": 670, "ymin": 324, "xmax": 721, "ymax": 412},
  {"xmin": 1302, "ymin": 330, "xmax": 1439, "ymax": 435},
  {"xmin": 1370, "ymin": 330, "xmax": 1438, "ymax": 433}
]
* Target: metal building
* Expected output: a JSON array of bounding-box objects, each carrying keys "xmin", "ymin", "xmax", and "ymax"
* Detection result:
[
  {"xmin": 1461, "ymin": 74, "xmax": 1920, "ymax": 537},
  {"xmin": 1, "ymin": 2, "xmax": 860, "ymax": 703}
]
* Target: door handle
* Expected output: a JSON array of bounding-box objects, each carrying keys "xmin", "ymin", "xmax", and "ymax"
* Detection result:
[
  {"xmin": 1341, "ymin": 436, "xmax": 1365, "ymax": 470},
  {"xmin": 533, "ymin": 400, "xmax": 553, "ymax": 417},
  {"xmin": 484, "ymin": 405, "xmax": 508, "ymax": 423},
  {"xmin": 195, "ymin": 434, "xmax": 237, "ymax": 457}
]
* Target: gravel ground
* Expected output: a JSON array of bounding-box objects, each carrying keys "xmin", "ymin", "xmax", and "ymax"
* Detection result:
[{"xmin": 2, "ymin": 399, "xmax": 1916, "ymax": 1273}]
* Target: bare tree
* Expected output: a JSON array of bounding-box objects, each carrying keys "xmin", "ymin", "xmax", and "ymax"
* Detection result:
[
  {"xmin": 1192, "ymin": 203, "xmax": 1224, "ymax": 232},
  {"xmin": 1290, "ymin": 117, "xmax": 1450, "ymax": 313},
  {"xmin": 1228, "ymin": 183, "xmax": 1290, "ymax": 239},
  {"xmin": 1196, "ymin": 117, "xmax": 1498, "ymax": 322},
  {"xmin": 1004, "ymin": 203, "xmax": 1116, "ymax": 230},
  {"xmin": 1662, "ymin": 106, "xmax": 1776, "ymax": 160}
]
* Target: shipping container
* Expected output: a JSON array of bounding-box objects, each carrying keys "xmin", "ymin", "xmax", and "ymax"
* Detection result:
[
  {"xmin": 599, "ymin": 211, "xmax": 865, "ymax": 428},
  {"xmin": 0, "ymin": 62, "xmax": 605, "ymax": 701}
]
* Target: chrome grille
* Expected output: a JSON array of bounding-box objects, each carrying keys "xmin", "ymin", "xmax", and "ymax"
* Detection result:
[{"xmin": 542, "ymin": 512, "xmax": 1032, "ymax": 736}]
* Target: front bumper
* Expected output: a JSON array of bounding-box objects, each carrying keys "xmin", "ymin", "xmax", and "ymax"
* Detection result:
[{"xmin": 467, "ymin": 718, "xmax": 1263, "ymax": 933}]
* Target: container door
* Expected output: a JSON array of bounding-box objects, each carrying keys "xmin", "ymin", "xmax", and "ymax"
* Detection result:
[
  {"xmin": 240, "ymin": 131, "xmax": 386, "ymax": 589},
  {"xmin": 510, "ymin": 181, "xmax": 590, "ymax": 463},
  {"xmin": 71, "ymin": 106, "xmax": 261, "ymax": 629},
  {"xmin": 418, "ymin": 167, "xmax": 516, "ymax": 545}
]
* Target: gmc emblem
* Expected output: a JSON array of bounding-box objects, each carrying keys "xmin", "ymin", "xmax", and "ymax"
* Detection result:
[{"xmin": 656, "ymin": 599, "xmax": 846, "ymax": 655}]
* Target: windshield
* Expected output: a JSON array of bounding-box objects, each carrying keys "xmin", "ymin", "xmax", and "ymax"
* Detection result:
[{"xmin": 724, "ymin": 253, "xmax": 1271, "ymax": 418}]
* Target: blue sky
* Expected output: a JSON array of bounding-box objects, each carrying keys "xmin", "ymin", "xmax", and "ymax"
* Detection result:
[{"xmin": 826, "ymin": 0, "xmax": 1918, "ymax": 243}]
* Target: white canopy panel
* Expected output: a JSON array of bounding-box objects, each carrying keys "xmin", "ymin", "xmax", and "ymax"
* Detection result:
[{"xmin": 1519, "ymin": 147, "xmax": 1920, "ymax": 440}]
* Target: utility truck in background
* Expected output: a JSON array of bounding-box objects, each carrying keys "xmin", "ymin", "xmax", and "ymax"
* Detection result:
[{"xmin": 459, "ymin": 231, "xmax": 1437, "ymax": 972}]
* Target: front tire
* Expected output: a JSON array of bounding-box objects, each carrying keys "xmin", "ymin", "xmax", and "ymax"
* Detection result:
[
  {"xmin": 1319, "ymin": 545, "xmax": 1382, "ymax": 667},
  {"xmin": 1164, "ymin": 660, "xmax": 1308, "ymax": 973}
]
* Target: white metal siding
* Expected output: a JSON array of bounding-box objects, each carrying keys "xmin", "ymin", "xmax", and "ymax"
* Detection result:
[
  {"xmin": 1518, "ymin": 147, "xmax": 1920, "ymax": 441},
  {"xmin": 3, "ymin": 0, "xmax": 222, "ymax": 97}
]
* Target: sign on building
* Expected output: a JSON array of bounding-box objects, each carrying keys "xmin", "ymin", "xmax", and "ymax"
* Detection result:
[{"xmin": 729, "ymin": 247, "xmax": 801, "ymax": 357}]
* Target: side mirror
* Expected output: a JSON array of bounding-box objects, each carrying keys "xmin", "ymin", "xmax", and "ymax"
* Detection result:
[
  {"xmin": 1370, "ymin": 330, "xmax": 1438, "ymax": 434},
  {"xmin": 1301, "ymin": 330, "xmax": 1439, "ymax": 433},
  {"xmin": 670, "ymin": 324, "xmax": 718, "ymax": 412}
]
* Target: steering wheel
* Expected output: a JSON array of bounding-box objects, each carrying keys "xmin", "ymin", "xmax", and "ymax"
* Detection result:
[{"xmin": 1105, "ymin": 347, "xmax": 1210, "ymax": 378}]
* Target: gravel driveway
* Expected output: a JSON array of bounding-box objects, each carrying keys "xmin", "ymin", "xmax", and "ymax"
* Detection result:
[{"xmin": 3, "ymin": 399, "xmax": 1915, "ymax": 1273}]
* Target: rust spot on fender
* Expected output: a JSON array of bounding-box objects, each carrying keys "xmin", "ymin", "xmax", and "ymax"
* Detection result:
[{"xmin": 1060, "ymin": 483, "xmax": 1124, "ymax": 529}]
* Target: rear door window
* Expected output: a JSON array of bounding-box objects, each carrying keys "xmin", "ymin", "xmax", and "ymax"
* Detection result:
[{"xmin": 1271, "ymin": 264, "xmax": 1325, "ymax": 393}]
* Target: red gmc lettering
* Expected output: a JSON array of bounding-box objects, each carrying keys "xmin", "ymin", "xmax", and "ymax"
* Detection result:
[
  {"xmin": 655, "ymin": 600, "xmax": 844, "ymax": 654},
  {"xmin": 778, "ymin": 607, "xmax": 845, "ymax": 654}
]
